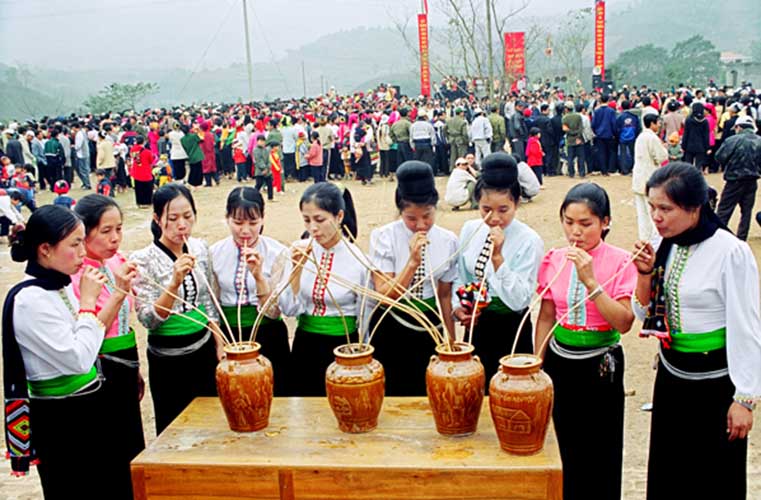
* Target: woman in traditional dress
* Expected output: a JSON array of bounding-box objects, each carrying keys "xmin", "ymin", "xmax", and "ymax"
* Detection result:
[
  {"xmin": 452, "ymin": 152, "xmax": 543, "ymax": 386},
  {"xmin": 278, "ymin": 182, "xmax": 366, "ymax": 396},
  {"xmin": 131, "ymin": 183, "xmax": 222, "ymax": 433},
  {"xmin": 210, "ymin": 187, "xmax": 290, "ymax": 395},
  {"xmin": 2, "ymin": 205, "xmax": 132, "ymax": 497},
  {"xmin": 72, "ymin": 194, "xmax": 145, "ymax": 499},
  {"xmin": 369, "ymin": 161, "xmax": 457, "ymax": 396},
  {"xmin": 534, "ymin": 183, "xmax": 636, "ymax": 500},
  {"xmin": 632, "ymin": 162, "xmax": 761, "ymax": 499}
]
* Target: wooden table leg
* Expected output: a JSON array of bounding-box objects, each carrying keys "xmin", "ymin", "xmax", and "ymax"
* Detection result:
[
  {"xmin": 131, "ymin": 465, "xmax": 147, "ymax": 500},
  {"xmin": 279, "ymin": 469, "xmax": 295, "ymax": 500}
]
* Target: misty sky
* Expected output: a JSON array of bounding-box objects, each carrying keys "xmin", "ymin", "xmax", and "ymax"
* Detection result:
[{"xmin": 0, "ymin": 0, "xmax": 625, "ymax": 71}]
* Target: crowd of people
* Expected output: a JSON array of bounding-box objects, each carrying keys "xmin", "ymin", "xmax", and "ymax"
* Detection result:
[{"xmin": 1, "ymin": 79, "xmax": 761, "ymax": 500}]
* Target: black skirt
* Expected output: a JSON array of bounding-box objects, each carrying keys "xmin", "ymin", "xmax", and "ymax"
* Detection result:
[
  {"xmin": 471, "ymin": 307, "xmax": 533, "ymax": 393},
  {"xmin": 188, "ymin": 161, "xmax": 203, "ymax": 187},
  {"xmin": 147, "ymin": 328, "xmax": 218, "ymax": 434},
  {"xmin": 289, "ymin": 329, "xmax": 349, "ymax": 397},
  {"xmin": 225, "ymin": 319, "xmax": 292, "ymax": 397},
  {"xmin": 647, "ymin": 348, "xmax": 747, "ymax": 500},
  {"xmin": 99, "ymin": 346, "xmax": 146, "ymax": 500},
  {"xmin": 543, "ymin": 341, "xmax": 625, "ymax": 500},
  {"xmin": 134, "ymin": 179, "xmax": 153, "ymax": 206},
  {"xmin": 369, "ymin": 306, "xmax": 439, "ymax": 396},
  {"xmin": 30, "ymin": 384, "xmax": 117, "ymax": 500}
]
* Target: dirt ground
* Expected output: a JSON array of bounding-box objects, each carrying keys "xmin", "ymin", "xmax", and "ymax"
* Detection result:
[{"xmin": 1, "ymin": 172, "xmax": 760, "ymax": 499}]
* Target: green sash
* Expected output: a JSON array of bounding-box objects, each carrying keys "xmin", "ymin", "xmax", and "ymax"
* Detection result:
[
  {"xmin": 297, "ymin": 315, "xmax": 357, "ymax": 336},
  {"xmin": 553, "ymin": 324, "xmax": 620, "ymax": 349},
  {"xmin": 150, "ymin": 306, "xmax": 208, "ymax": 336},
  {"xmin": 671, "ymin": 327, "xmax": 726, "ymax": 353},
  {"xmin": 221, "ymin": 305, "xmax": 276, "ymax": 328},
  {"xmin": 100, "ymin": 328, "xmax": 137, "ymax": 354},
  {"xmin": 28, "ymin": 366, "xmax": 98, "ymax": 398},
  {"xmin": 486, "ymin": 296, "xmax": 513, "ymax": 315},
  {"xmin": 402, "ymin": 296, "xmax": 438, "ymax": 313}
]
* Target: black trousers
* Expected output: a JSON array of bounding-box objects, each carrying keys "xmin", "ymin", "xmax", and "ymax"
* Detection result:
[
  {"xmin": 567, "ymin": 144, "xmax": 586, "ymax": 177},
  {"xmin": 379, "ymin": 150, "xmax": 391, "ymax": 176},
  {"xmin": 413, "ymin": 143, "xmax": 435, "ymax": 170},
  {"xmin": 594, "ymin": 137, "xmax": 617, "ymax": 175},
  {"xmin": 282, "ymin": 153, "xmax": 296, "ymax": 179},
  {"xmin": 434, "ymin": 144, "xmax": 449, "ymax": 175},
  {"xmin": 255, "ymin": 174, "xmax": 273, "ymax": 200},
  {"xmin": 172, "ymin": 158, "xmax": 187, "ymax": 181},
  {"xmin": 717, "ymin": 178, "xmax": 758, "ymax": 240},
  {"xmin": 397, "ymin": 142, "xmax": 413, "ymax": 164},
  {"xmin": 543, "ymin": 143, "xmax": 558, "ymax": 176},
  {"xmin": 683, "ymin": 151, "xmax": 707, "ymax": 169}
]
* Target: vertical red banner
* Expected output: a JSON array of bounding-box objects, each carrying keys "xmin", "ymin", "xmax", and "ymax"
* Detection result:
[
  {"xmin": 418, "ymin": 14, "xmax": 431, "ymax": 97},
  {"xmin": 504, "ymin": 32, "xmax": 526, "ymax": 79},
  {"xmin": 594, "ymin": 1, "xmax": 606, "ymax": 80}
]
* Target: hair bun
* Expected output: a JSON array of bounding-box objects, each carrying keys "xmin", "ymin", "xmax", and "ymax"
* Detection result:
[
  {"xmin": 481, "ymin": 153, "xmax": 518, "ymax": 188},
  {"xmin": 9, "ymin": 227, "xmax": 30, "ymax": 263},
  {"xmin": 396, "ymin": 161, "xmax": 436, "ymax": 202}
]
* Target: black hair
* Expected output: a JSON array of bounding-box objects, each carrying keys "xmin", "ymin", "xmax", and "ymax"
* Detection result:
[
  {"xmin": 136, "ymin": 135, "xmax": 145, "ymax": 145},
  {"xmin": 226, "ymin": 186, "xmax": 265, "ymax": 221},
  {"xmin": 529, "ymin": 127, "xmax": 541, "ymax": 136},
  {"xmin": 74, "ymin": 194, "xmax": 122, "ymax": 234},
  {"xmin": 310, "ymin": 131, "xmax": 320, "ymax": 143},
  {"xmin": 646, "ymin": 161, "xmax": 707, "ymax": 211},
  {"xmin": 559, "ymin": 183, "xmax": 612, "ymax": 239},
  {"xmin": 10, "ymin": 205, "xmax": 82, "ymax": 263},
  {"xmin": 643, "ymin": 113, "xmax": 660, "ymax": 128},
  {"xmin": 299, "ymin": 183, "xmax": 357, "ymax": 239},
  {"xmin": 95, "ymin": 169, "xmax": 108, "ymax": 177},
  {"xmin": 394, "ymin": 161, "xmax": 439, "ymax": 211},
  {"xmin": 641, "ymin": 96, "xmax": 652, "ymax": 106},
  {"xmin": 151, "ymin": 182, "xmax": 197, "ymax": 240},
  {"xmin": 474, "ymin": 153, "xmax": 521, "ymax": 203},
  {"xmin": 9, "ymin": 191, "xmax": 23, "ymax": 201}
]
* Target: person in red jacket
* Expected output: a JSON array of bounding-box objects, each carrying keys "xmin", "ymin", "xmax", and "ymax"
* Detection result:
[
  {"xmin": 526, "ymin": 127, "xmax": 545, "ymax": 187},
  {"xmin": 199, "ymin": 121, "xmax": 218, "ymax": 187},
  {"xmin": 129, "ymin": 135, "xmax": 155, "ymax": 208}
]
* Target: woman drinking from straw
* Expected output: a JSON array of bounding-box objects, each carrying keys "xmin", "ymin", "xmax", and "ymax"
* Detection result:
[
  {"xmin": 277, "ymin": 182, "xmax": 366, "ymax": 396},
  {"xmin": 2, "ymin": 206, "xmax": 128, "ymax": 496},
  {"xmin": 72, "ymin": 194, "xmax": 145, "ymax": 499},
  {"xmin": 369, "ymin": 161, "xmax": 457, "ymax": 396},
  {"xmin": 210, "ymin": 187, "xmax": 290, "ymax": 396},
  {"xmin": 633, "ymin": 162, "xmax": 761, "ymax": 500},
  {"xmin": 131, "ymin": 183, "xmax": 222, "ymax": 434},
  {"xmin": 534, "ymin": 182, "xmax": 636, "ymax": 500},
  {"xmin": 452, "ymin": 152, "xmax": 543, "ymax": 387}
]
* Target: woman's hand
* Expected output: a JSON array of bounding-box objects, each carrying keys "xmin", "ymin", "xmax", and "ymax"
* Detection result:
[
  {"xmin": 566, "ymin": 247, "xmax": 597, "ymax": 289},
  {"xmin": 243, "ymin": 247, "xmax": 264, "ymax": 279},
  {"xmin": 453, "ymin": 306, "xmax": 481, "ymax": 327},
  {"xmin": 409, "ymin": 232, "xmax": 428, "ymax": 267},
  {"xmin": 290, "ymin": 240, "xmax": 312, "ymax": 270},
  {"xmin": 79, "ymin": 266, "xmax": 107, "ymax": 309},
  {"xmin": 170, "ymin": 254, "xmax": 196, "ymax": 289},
  {"xmin": 633, "ymin": 240, "xmax": 656, "ymax": 274},
  {"xmin": 728, "ymin": 402, "xmax": 753, "ymax": 441},
  {"xmin": 489, "ymin": 226, "xmax": 505, "ymax": 255},
  {"xmin": 113, "ymin": 262, "xmax": 138, "ymax": 295}
]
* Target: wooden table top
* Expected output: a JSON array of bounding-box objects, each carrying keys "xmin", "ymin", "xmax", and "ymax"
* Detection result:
[{"xmin": 133, "ymin": 397, "xmax": 562, "ymax": 473}]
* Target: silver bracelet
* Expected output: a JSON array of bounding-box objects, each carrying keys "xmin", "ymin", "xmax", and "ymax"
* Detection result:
[{"xmin": 587, "ymin": 285, "xmax": 604, "ymax": 301}]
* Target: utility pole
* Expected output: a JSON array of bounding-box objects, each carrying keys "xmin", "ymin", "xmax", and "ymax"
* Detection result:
[
  {"xmin": 302, "ymin": 61, "xmax": 307, "ymax": 97},
  {"xmin": 242, "ymin": 0, "xmax": 254, "ymax": 102},
  {"xmin": 486, "ymin": 0, "xmax": 494, "ymax": 101}
]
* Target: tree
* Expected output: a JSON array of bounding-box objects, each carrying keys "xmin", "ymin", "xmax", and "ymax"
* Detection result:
[
  {"xmin": 552, "ymin": 8, "xmax": 593, "ymax": 84},
  {"xmin": 751, "ymin": 40, "xmax": 761, "ymax": 63},
  {"xmin": 83, "ymin": 82, "xmax": 159, "ymax": 113},
  {"xmin": 664, "ymin": 35, "xmax": 720, "ymax": 86},
  {"xmin": 609, "ymin": 44, "xmax": 670, "ymax": 88}
]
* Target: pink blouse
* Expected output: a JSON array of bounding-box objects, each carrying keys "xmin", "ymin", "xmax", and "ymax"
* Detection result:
[
  {"xmin": 537, "ymin": 241, "xmax": 636, "ymax": 331},
  {"xmin": 72, "ymin": 253, "xmax": 134, "ymax": 339}
]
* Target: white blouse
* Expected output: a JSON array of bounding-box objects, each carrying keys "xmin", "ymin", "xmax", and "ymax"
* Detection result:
[
  {"xmin": 369, "ymin": 220, "xmax": 458, "ymax": 299},
  {"xmin": 210, "ymin": 235, "xmax": 287, "ymax": 307},
  {"xmin": 633, "ymin": 229, "xmax": 761, "ymax": 398},
  {"xmin": 277, "ymin": 239, "xmax": 369, "ymax": 319},
  {"xmin": 14, "ymin": 281, "xmax": 104, "ymax": 381},
  {"xmin": 452, "ymin": 218, "xmax": 544, "ymax": 311}
]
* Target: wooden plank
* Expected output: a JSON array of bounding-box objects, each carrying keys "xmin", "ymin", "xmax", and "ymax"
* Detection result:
[
  {"xmin": 131, "ymin": 465, "xmax": 147, "ymax": 500},
  {"xmin": 279, "ymin": 470, "xmax": 295, "ymax": 500},
  {"xmin": 141, "ymin": 466, "xmax": 281, "ymax": 499}
]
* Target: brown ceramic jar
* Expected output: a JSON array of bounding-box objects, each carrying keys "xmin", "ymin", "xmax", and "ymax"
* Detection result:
[
  {"xmin": 216, "ymin": 341, "xmax": 274, "ymax": 432},
  {"xmin": 489, "ymin": 354, "xmax": 554, "ymax": 455},
  {"xmin": 426, "ymin": 342, "xmax": 485, "ymax": 436},
  {"xmin": 325, "ymin": 343, "xmax": 385, "ymax": 433}
]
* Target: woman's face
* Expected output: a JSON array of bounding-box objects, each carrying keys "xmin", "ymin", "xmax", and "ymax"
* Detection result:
[
  {"xmin": 227, "ymin": 211, "xmax": 263, "ymax": 247},
  {"xmin": 155, "ymin": 196, "xmax": 196, "ymax": 246},
  {"xmin": 478, "ymin": 190, "xmax": 518, "ymax": 230},
  {"xmin": 561, "ymin": 202, "xmax": 608, "ymax": 251},
  {"xmin": 400, "ymin": 203, "xmax": 436, "ymax": 234},
  {"xmin": 301, "ymin": 202, "xmax": 343, "ymax": 247},
  {"xmin": 647, "ymin": 186, "xmax": 699, "ymax": 239},
  {"xmin": 85, "ymin": 207, "xmax": 123, "ymax": 261},
  {"xmin": 41, "ymin": 223, "xmax": 87, "ymax": 275}
]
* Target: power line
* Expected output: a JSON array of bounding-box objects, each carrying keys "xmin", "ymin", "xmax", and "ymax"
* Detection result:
[{"xmin": 247, "ymin": 0, "xmax": 292, "ymax": 96}]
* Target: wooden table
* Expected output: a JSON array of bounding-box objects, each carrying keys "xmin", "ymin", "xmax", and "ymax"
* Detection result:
[{"xmin": 131, "ymin": 397, "xmax": 562, "ymax": 500}]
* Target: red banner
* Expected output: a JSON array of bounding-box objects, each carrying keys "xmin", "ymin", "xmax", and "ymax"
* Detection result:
[
  {"xmin": 594, "ymin": 1, "xmax": 606, "ymax": 80},
  {"xmin": 418, "ymin": 14, "xmax": 431, "ymax": 97},
  {"xmin": 504, "ymin": 32, "xmax": 526, "ymax": 79}
]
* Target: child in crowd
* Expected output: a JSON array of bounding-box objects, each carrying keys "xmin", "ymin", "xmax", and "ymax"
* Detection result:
[
  {"xmin": 667, "ymin": 132, "xmax": 683, "ymax": 163},
  {"xmin": 296, "ymin": 131, "xmax": 309, "ymax": 182},
  {"xmin": 153, "ymin": 154, "xmax": 172, "ymax": 187},
  {"xmin": 52, "ymin": 180, "xmax": 76, "ymax": 209},
  {"xmin": 341, "ymin": 145, "xmax": 352, "ymax": 179},
  {"xmin": 12, "ymin": 164, "xmax": 36, "ymax": 192},
  {"xmin": 232, "ymin": 133, "xmax": 249, "ymax": 182},
  {"xmin": 0, "ymin": 156, "xmax": 13, "ymax": 186},
  {"xmin": 96, "ymin": 169, "xmax": 114, "ymax": 197},
  {"xmin": 270, "ymin": 144, "xmax": 284, "ymax": 194},
  {"xmin": 114, "ymin": 143, "xmax": 129, "ymax": 193},
  {"xmin": 526, "ymin": 127, "xmax": 545, "ymax": 187}
]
